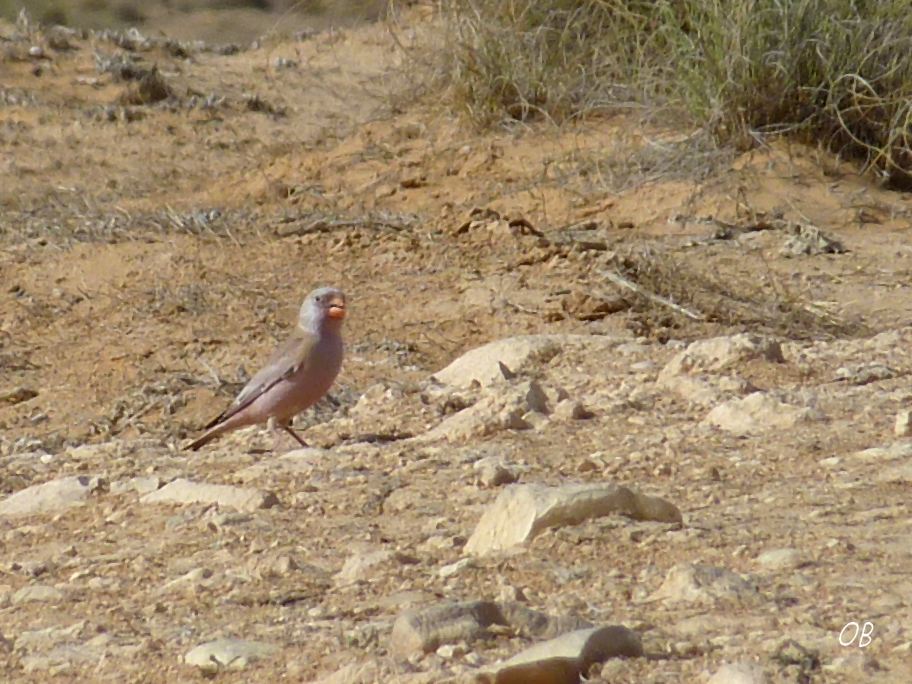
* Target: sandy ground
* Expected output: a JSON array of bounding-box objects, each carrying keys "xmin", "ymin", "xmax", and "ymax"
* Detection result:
[{"xmin": 2, "ymin": 8, "xmax": 912, "ymax": 683}]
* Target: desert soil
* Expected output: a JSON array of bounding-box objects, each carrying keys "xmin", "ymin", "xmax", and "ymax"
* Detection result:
[{"xmin": 2, "ymin": 7, "xmax": 912, "ymax": 683}]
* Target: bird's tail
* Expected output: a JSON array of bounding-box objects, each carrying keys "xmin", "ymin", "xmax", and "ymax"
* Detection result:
[{"xmin": 185, "ymin": 424, "xmax": 222, "ymax": 451}]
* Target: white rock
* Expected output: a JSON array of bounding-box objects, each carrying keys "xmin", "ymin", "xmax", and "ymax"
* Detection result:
[
  {"xmin": 281, "ymin": 447, "xmax": 331, "ymax": 463},
  {"xmin": 757, "ymin": 548, "xmax": 808, "ymax": 570},
  {"xmin": 703, "ymin": 392, "xmax": 816, "ymax": 436},
  {"xmin": 184, "ymin": 638, "xmax": 276, "ymax": 672},
  {"xmin": 523, "ymin": 410, "xmax": 550, "ymax": 430},
  {"xmin": 755, "ymin": 548, "xmax": 808, "ymax": 570},
  {"xmin": 141, "ymin": 478, "xmax": 278, "ymax": 512},
  {"xmin": 707, "ymin": 662, "xmax": 768, "ymax": 684},
  {"xmin": 439, "ymin": 558, "xmax": 474, "ymax": 578},
  {"xmin": 486, "ymin": 626, "xmax": 643, "ymax": 683},
  {"xmin": 12, "ymin": 584, "xmax": 65, "ymax": 604},
  {"xmin": 552, "ymin": 399, "xmax": 592, "ymax": 420},
  {"xmin": 465, "ymin": 483, "xmax": 682, "ymax": 555},
  {"xmin": 335, "ymin": 549, "xmax": 394, "ymax": 584},
  {"xmin": 876, "ymin": 462, "xmax": 912, "ymax": 484},
  {"xmin": 851, "ymin": 441, "xmax": 912, "ymax": 461},
  {"xmin": 659, "ymin": 374, "xmax": 755, "ymax": 407},
  {"xmin": 432, "ymin": 334, "xmax": 626, "ymax": 389},
  {"xmin": 66, "ymin": 440, "xmax": 163, "ymax": 461},
  {"xmin": 895, "ymin": 411, "xmax": 912, "ymax": 437},
  {"xmin": 0, "ymin": 476, "xmax": 105, "ymax": 517},
  {"xmin": 474, "ymin": 457, "xmax": 518, "ymax": 487},
  {"xmin": 65, "ymin": 443, "xmax": 118, "ymax": 460},
  {"xmin": 436, "ymin": 643, "xmax": 465, "ymax": 659},
  {"xmin": 235, "ymin": 447, "xmax": 328, "ymax": 482},
  {"xmin": 423, "ymin": 380, "xmax": 550, "ymax": 442},
  {"xmin": 351, "ymin": 383, "xmax": 406, "ymax": 418},
  {"xmin": 431, "ymin": 336, "xmax": 563, "ymax": 388},
  {"xmin": 15, "ymin": 621, "xmax": 84, "ymax": 652},
  {"xmin": 160, "ymin": 567, "xmax": 216, "ymax": 593},
  {"xmin": 649, "ymin": 563, "xmax": 758, "ymax": 605},
  {"xmin": 660, "ymin": 334, "xmax": 783, "ymax": 378},
  {"xmin": 110, "ymin": 476, "xmax": 161, "ymax": 496},
  {"xmin": 20, "ymin": 640, "xmax": 106, "ymax": 674}
]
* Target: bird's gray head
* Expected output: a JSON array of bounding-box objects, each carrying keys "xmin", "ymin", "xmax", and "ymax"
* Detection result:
[{"xmin": 299, "ymin": 287, "xmax": 347, "ymax": 333}]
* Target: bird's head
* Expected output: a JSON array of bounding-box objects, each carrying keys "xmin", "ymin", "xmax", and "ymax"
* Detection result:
[{"xmin": 300, "ymin": 287, "xmax": 347, "ymax": 333}]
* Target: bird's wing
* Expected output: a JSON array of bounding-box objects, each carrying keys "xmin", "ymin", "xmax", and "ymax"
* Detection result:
[{"xmin": 205, "ymin": 329, "xmax": 319, "ymax": 429}]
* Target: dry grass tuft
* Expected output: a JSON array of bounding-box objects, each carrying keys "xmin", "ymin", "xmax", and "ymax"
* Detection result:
[
  {"xmin": 423, "ymin": 0, "xmax": 912, "ymax": 185},
  {"xmin": 427, "ymin": 0, "xmax": 665, "ymax": 127},
  {"xmin": 609, "ymin": 247, "xmax": 866, "ymax": 341}
]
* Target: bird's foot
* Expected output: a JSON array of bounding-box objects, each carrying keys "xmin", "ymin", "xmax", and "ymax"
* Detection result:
[{"xmin": 281, "ymin": 425, "xmax": 309, "ymax": 448}]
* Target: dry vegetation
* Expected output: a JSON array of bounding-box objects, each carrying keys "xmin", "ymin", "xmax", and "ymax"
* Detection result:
[{"xmin": 430, "ymin": 0, "xmax": 912, "ymax": 188}]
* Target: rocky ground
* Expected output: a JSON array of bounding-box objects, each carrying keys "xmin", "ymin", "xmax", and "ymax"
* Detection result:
[{"xmin": 2, "ymin": 7, "xmax": 912, "ymax": 683}]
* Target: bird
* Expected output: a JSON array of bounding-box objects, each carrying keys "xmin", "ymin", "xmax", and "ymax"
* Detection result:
[{"xmin": 186, "ymin": 286, "xmax": 346, "ymax": 451}]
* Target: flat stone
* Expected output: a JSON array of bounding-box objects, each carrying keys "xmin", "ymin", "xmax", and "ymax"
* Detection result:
[
  {"xmin": 466, "ymin": 483, "xmax": 682, "ymax": 555},
  {"xmin": 876, "ymin": 462, "xmax": 912, "ymax": 484},
  {"xmin": 474, "ymin": 457, "xmax": 518, "ymax": 487},
  {"xmin": 895, "ymin": 411, "xmax": 912, "ymax": 437},
  {"xmin": 390, "ymin": 601, "xmax": 591, "ymax": 657},
  {"xmin": 431, "ymin": 336, "xmax": 563, "ymax": 388},
  {"xmin": 12, "ymin": 584, "xmax": 65, "ymax": 604},
  {"xmin": 280, "ymin": 447, "xmax": 331, "ymax": 464},
  {"xmin": 184, "ymin": 638, "xmax": 276, "ymax": 672},
  {"xmin": 0, "ymin": 476, "xmax": 105, "ymax": 517},
  {"xmin": 479, "ymin": 625, "xmax": 643, "ymax": 684},
  {"xmin": 707, "ymin": 662, "xmax": 768, "ymax": 684},
  {"xmin": 423, "ymin": 380, "xmax": 550, "ymax": 442},
  {"xmin": 658, "ymin": 374, "xmax": 756, "ymax": 407},
  {"xmin": 755, "ymin": 548, "xmax": 808, "ymax": 570},
  {"xmin": 431, "ymin": 334, "xmax": 628, "ymax": 390},
  {"xmin": 335, "ymin": 549, "xmax": 395, "ymax": 584},
  {"xmin": 660, "ymin": 334, "xmax": 783, "ymax": 378},
  {"xmin": 141, "ymin": 478, "xmax": 278, "ymax": 512},
  {"xmin": 160, "ymin": 567, "xmax": 216, "ymax": 593},
  {"xmin": 853, "ymin": 441, "xmax": 912, "ymax": 462},
  {"xmin": 552, "ymin": 399, "xmax": 592, "ymax": 420},
  {"xmin": 703, "ymin": 392, "xmax": 816, "ymax": 436},
  {"xmin": 15, "ymin": 621, "xmax": 84, "ymax": 651},
  {"xmin": 234, "ymin": 447, "xmax": 329, "ymax": 482},
  {"xmin": 110, "ymin": 476, "xmax": 161, "ymax": 496},
  {"xmin": 649, "ymin": 563, "xmax": 758, "ymax": 605},
  {"xmin": 439, "ymin": 558, "xmax": 474, "ymax": 578},
  {"xmin": 19, "ymin": 632, "xmax": 113, "ymax": 673}
]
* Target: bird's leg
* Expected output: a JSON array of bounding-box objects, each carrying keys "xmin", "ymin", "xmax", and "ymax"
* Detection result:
[
  {"xmin": 266, "ymin": 416, "xmax": 287, "ymax": 452},
  {"xmin": 281, "ymin": 423, "xmax": 309, "ymax": 448}
]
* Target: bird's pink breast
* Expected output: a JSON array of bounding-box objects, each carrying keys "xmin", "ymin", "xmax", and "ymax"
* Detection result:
[{"xmin": 233, "ymin": 335, "xmax": 343, "ymax": 425}]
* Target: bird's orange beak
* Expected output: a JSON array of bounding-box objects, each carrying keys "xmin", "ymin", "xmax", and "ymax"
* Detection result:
[{"xmin": 327, "ymin": 299, "xmax": 346, "ymax": 319}]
